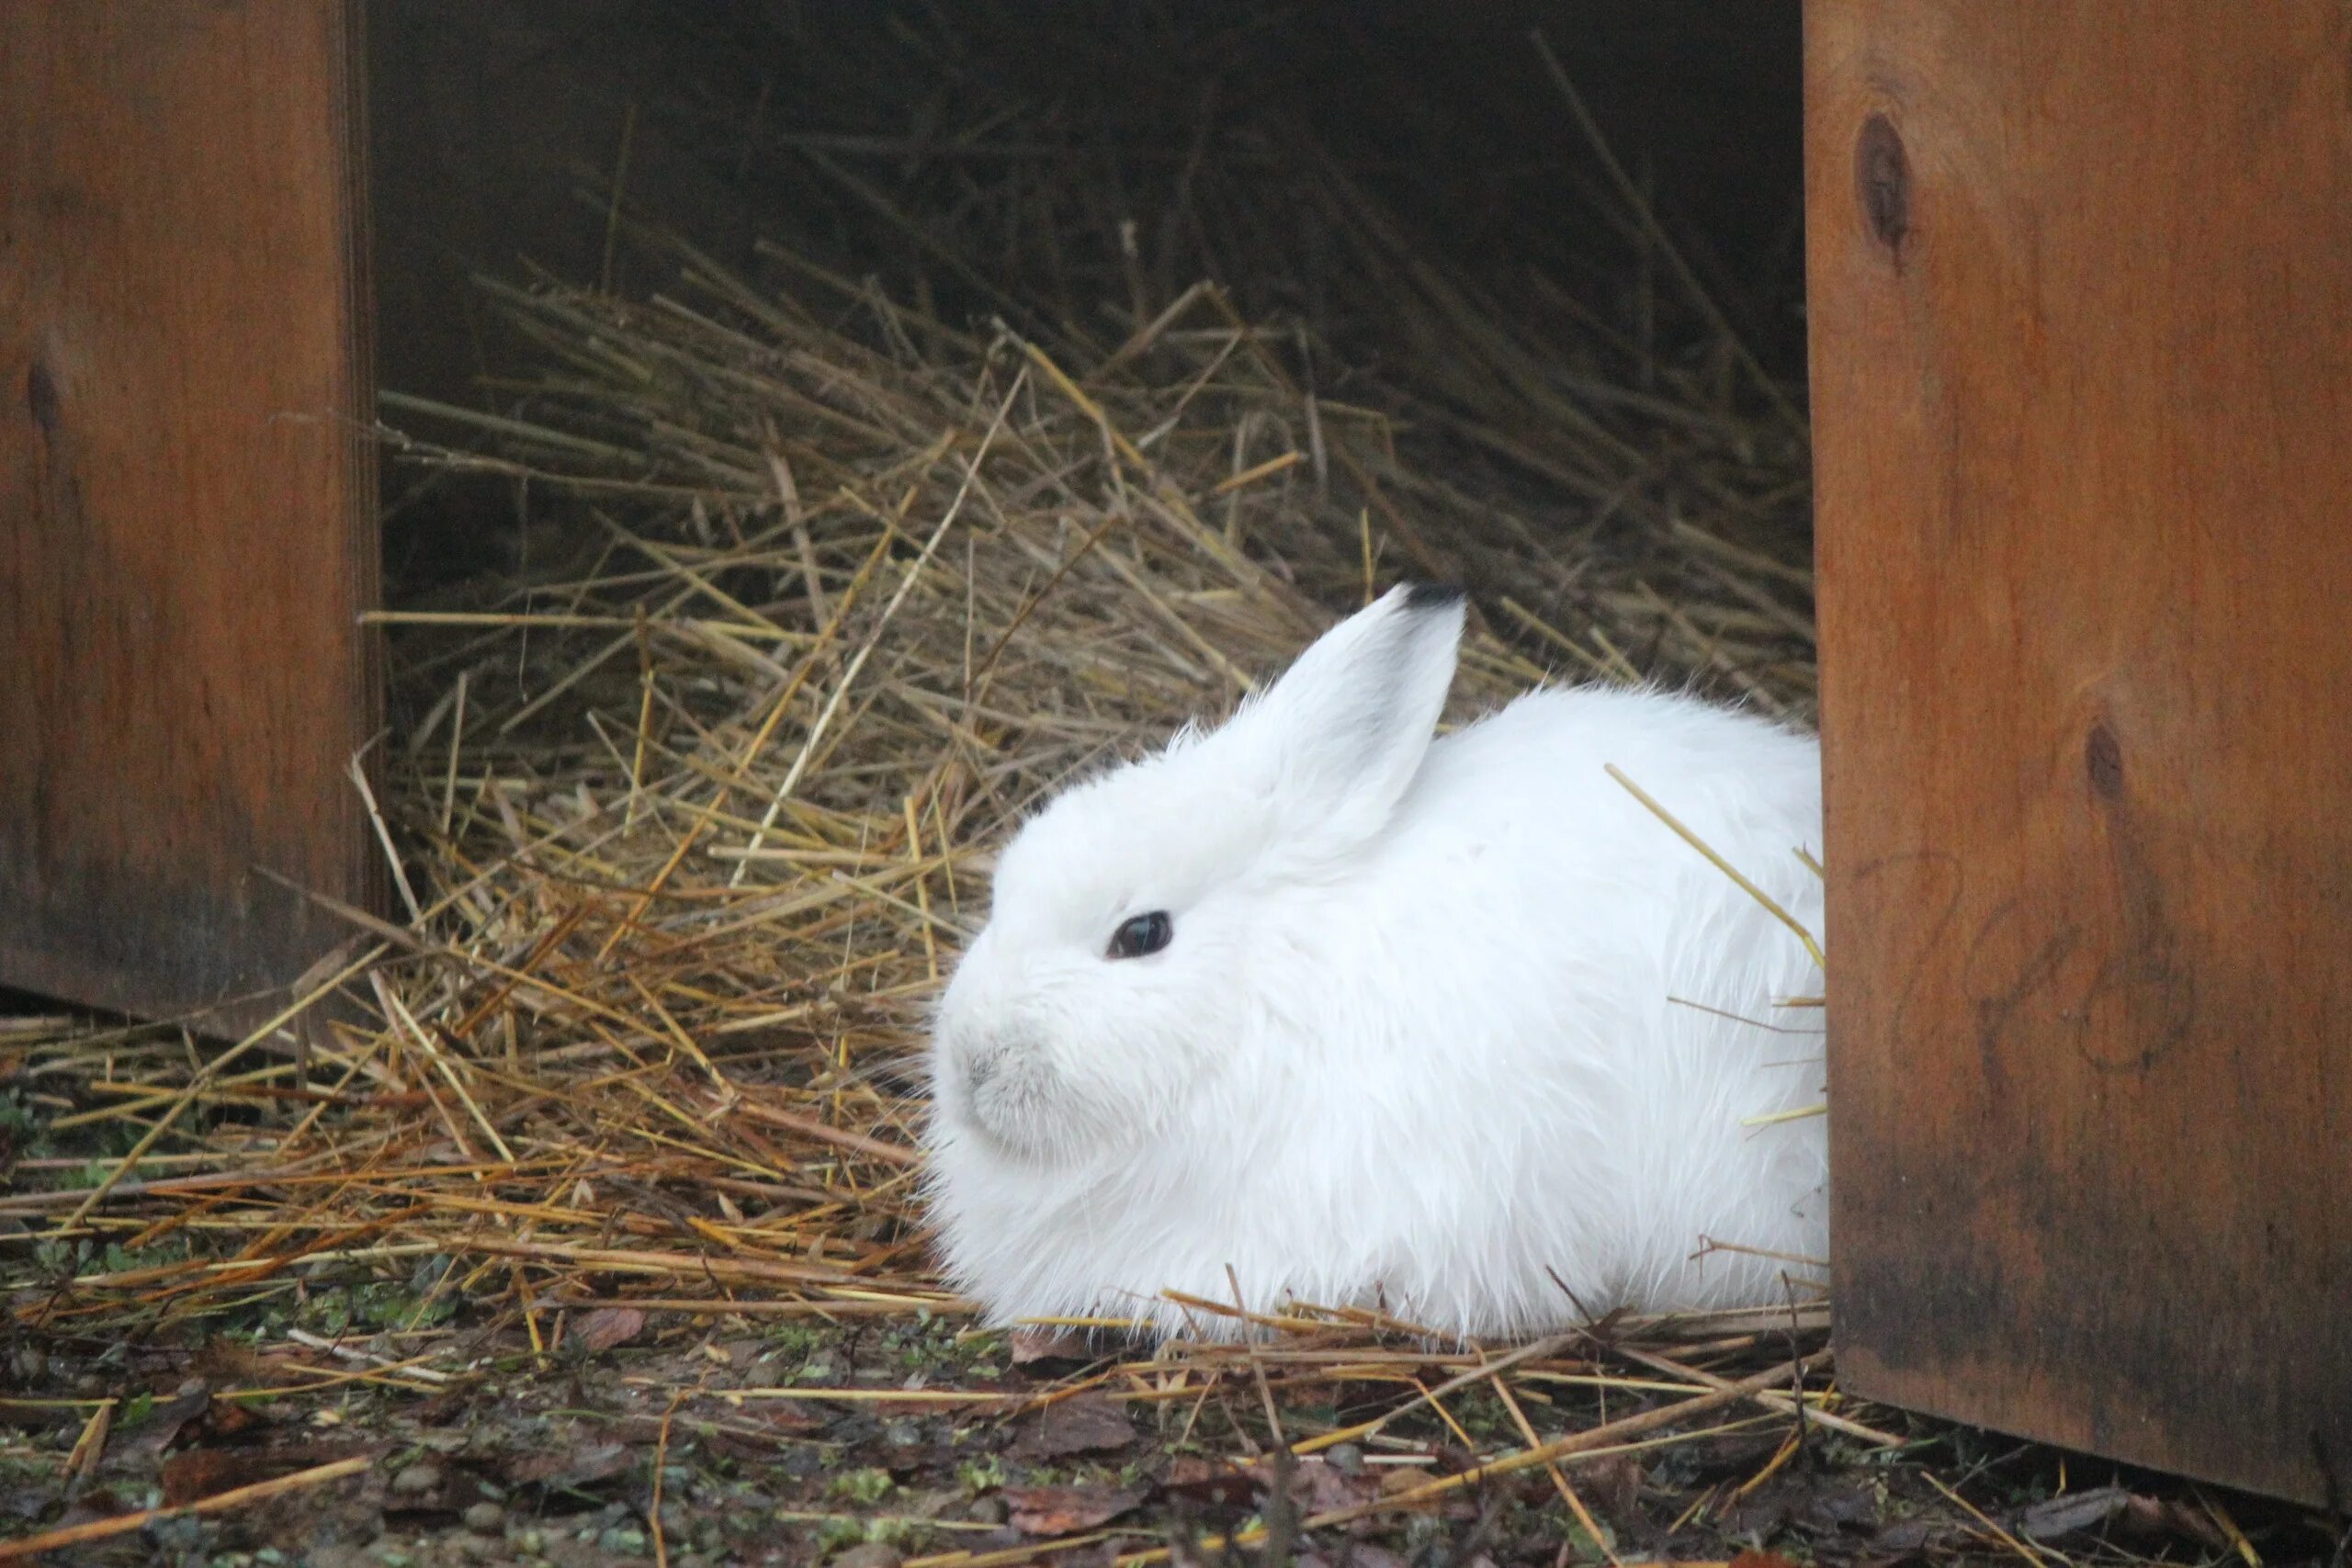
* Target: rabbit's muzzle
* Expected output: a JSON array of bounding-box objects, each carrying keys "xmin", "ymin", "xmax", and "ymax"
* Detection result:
[{"xmin": 940, "ymin": 1023, "xmax": 1048, "ymax": 1147}]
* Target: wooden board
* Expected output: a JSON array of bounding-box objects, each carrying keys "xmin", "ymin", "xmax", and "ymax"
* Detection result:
[
  {"xmin": 1805, "ymin": 1, "xmax": 2352, "ymax": 1506},
  {"xmin": 0, "ymin": 1, "xmax": 381, "ymax": 1027}
]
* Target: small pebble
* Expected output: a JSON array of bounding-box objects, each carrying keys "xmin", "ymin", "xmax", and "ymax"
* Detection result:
[
  {"xmin": 10, "ymin": 1348, "xmax": 47, "ymax": 1384},
  {"xmin": 965, "ymin": 1495, "xmax": 1009, "ymax": 1525},
  {"xmin": 461, "ymin": 1501, "xmax": 505, "ymax": 1532},
  {"xmin": 390, "ymin": 1461, "xmax": 444, "ymax": 1496},
  {"xmin": 1326, "ymin": 1442, "xmax": 1365, "ymax": 1475},
  {"xmin": 831, "ymin": 1545, "xmax": 904, "ymax": 1568}
]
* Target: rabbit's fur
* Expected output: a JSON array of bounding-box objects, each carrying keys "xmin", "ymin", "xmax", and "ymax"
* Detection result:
[{"xmin": 924, "ymin": 583, "xmax": 1826, "ymax": 1338}]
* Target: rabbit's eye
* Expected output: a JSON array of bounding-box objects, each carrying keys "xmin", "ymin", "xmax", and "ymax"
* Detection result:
[{"xmin": 1107, "ymin": 910, "xmax": 1172, "ymax": 960}]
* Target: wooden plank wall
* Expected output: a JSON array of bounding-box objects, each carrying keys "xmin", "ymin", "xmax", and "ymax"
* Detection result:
[
  {"xmin": 0, "ymin": 1, "xmax": 381, "ymax": 1025},
  {"xmin": 1805, "ymin": 1, "xmax": 2352, "ymax": 1506}
]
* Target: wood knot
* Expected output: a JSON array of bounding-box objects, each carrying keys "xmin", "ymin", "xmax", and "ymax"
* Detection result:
[
  {"xmin": 2086, "ymin": 722, "xmax": 2124, "ymax": 800},
  {"xmin": 26, "ymin": 355, "xmax": 60, "ymax": 437},
  {"xmin": 1855, "ymin": 113, "xmax": 1911, "ymax": 259}
]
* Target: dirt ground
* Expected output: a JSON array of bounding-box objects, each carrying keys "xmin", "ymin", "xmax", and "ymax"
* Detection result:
[{"xmin": 5, "ymin": 1292, "xmax": 2343, "ymax": 1568}]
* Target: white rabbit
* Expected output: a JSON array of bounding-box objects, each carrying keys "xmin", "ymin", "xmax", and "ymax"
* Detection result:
[{"xmin": 923, "ymin": 582, "xmax": 1826, "ymax": 1340}]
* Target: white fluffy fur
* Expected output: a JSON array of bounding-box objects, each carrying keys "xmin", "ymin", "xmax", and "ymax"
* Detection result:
[{"xmin": 923, "ymin": 584, "xmax": 1826, "ymax": 1339}]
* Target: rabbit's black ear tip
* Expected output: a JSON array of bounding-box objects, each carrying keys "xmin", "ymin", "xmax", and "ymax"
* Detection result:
[{"xmin": 1399, "ymin": 581, "xmax": 1466, "ymax": 612}]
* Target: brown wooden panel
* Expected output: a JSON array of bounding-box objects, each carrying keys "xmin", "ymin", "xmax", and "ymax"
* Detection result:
[
  {"xmin": 0, "ymin": 1, "xmax": 380, "ymax": 1025},
  {"xmin": 1806, "ymin": 0, "xmax": 2352, "ymax": 1506}
]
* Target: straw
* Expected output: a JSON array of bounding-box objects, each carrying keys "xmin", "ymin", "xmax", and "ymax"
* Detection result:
[{"xmin": 6, "ymin": 62, "xmax": 1838, "ymax": 1557}]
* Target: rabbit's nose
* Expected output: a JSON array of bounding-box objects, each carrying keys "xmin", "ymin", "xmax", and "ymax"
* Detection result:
[
  {"xmin": 941, "ymin": 1017, "xmax": 1009, "ymax": 1093},
  {"xmin": 954, "ymin": 1026, "xmax": 1036, "ymax": 1101}
]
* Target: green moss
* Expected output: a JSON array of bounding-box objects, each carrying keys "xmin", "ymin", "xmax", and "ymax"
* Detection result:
[
  {"xmin": 827, "ymin": 1466, "xmax": 896, "ymax": 1506},
  {"xmin": 956, "ymin": 1455, "xmax": 1007, "ymax": 1495}
]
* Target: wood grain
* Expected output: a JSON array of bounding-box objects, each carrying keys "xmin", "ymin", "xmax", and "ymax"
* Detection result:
[
  {"xmin": 0, "ymin": 1, "xmax": 381, "ymax": 1026},
  {"xmin": 1805, "ymin": 0, "xmax": 2352, "ymax": 1506}
]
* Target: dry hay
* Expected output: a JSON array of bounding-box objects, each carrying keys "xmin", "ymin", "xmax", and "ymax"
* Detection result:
[{"xmin": 0, "ymin": 54, "xmax": 1866, "ymax": 1561}]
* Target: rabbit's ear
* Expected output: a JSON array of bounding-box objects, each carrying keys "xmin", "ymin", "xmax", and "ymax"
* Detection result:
[{"xmin": 1221, "ymin": 582, "xmax": 1465, "ymax": 847}]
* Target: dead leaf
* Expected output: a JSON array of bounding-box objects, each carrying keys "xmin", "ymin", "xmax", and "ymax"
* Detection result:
[
  {"xmin": 2012, "ymin": 1484, "xmax": 2130, "ymax": 1541},
  {"xmin": 161, "ymin": 1449, "xmax": 277, "ymax": 1506},
  {"xmin": 190, "ymin": 1339, "xmax": 287, "ymax": 1387},
  {"xmin": 2119, "ymin": 1494, "xmax": 2228, "ymax": 1551},
  {"xmin": 1010, "ymin": 1328, "xmax": 1095, "ymax": 1367},
  {"xmin": 704, "ymin": 1427, "xmax": 786, "ymax": 1464},
  {"xmin": 199, "ymin": 1399, "xmax": 262, "ymax": 1440},
  {"xmin": 1, "ymin": 1483, "xmax": 53, "ymax": 1522},
  {"xmin": 51, "ymin": 1486, "xmax": 133, "ymax": 1532},
  {"xmin": 505, "ymin": 1438, "xmax": 635, "ymax": 1490},
  {"xmin": 1579, "ymin": 1451, "xmax": 1644, "ymax": 1521},
  {"xmin": 127, "ymin": 1389, "xmax": 213, "ymax": 1461},
  {"xmin": 1377, "ymin": 1466, "xmax": 1437, "ymax": 1497},
  {"xmin": 1866, "ymin": 1517, "xmax": 1938, "ymax": 1555},
  {"xmin": 0, "ymin": 1402, "xmax": 76, "ymax": 1438},
  {"xmin": 1160, "ymin": 1456, "xmax": 1258, "ymax": 1509},
  {"xmin": 1427, "ymin": 1441, "xmax": 1481, "ymax": 1476},
  {"xmin": 571, "ymin": 1305, "xmax": 646, "ymax": 1352},
  {"xmin": 1728, "ymin": 1551, "xmax": 1801, "ymax": 1568},
  {"xmin": 1002, "ymin": 1483, "xmax": 1149, "ymax": 1535},
  {"xmin": 1272, "ymin": 1457, "xmax": 1379, "ymax": 1516},
  {"xmin": 412, "ymin": 1388, "xmax": 474, "ymax": 1427},
  {"xmin": 1797, "ymin": 1481, "xmax": 1882, "ymax": 1535},
  {"xmin": 745, "ymin": 1401, "xmax": 826, "ymax": 1437},
  {"xmin": 1310, "ymin": 1549, "xmax": 1407, "ymax": 1568},
  {"xmin": 1010, "ymin": 1394, "xmax": 1134, "ymax": 1459},
  {"xmin": 1672, "ymin": 1430, "xmax": 1786, "ymax": 1480}
]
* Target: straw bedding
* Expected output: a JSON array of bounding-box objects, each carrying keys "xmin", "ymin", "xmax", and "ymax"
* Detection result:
[{"xmin": 3, "ymin": 30, "xmax": 1884, "ymax": 1559}]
